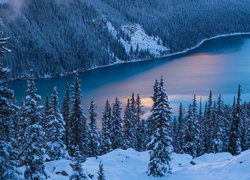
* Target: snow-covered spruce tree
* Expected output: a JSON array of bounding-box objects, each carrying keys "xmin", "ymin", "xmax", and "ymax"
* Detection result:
[
  {"xmin": 43, "ymin": 96, "xmax": 51, "ymax": 132},
  {"xmin": 147, "ymin": 77, "xmax": 173, "ymax": 177},
  {"xmin": 183, "ymin": 105, "xmax": 194, "ymax": 156},
  {"xmin": 110, "ymin": 98, "xmax": 123, "ymax": 150},
  {"xmin": 211, "ymin": 95, "xmax": 224, "ymax": 153},
  {"xmin": 0, "ymin": 35, "xmax": 19, "ymax": 179},
  {"xmin": 130, "ymin": 93, "xmax": 138, "ymax": 149},
  {"xmin": 203, "ymin": 91, "xmax": 213, "ymax": 153},
  {"xmin": 172, "ymin": 117, "xmax": 178, "ymax": 151},
  {"xmin": 97, "ymin": 161, "xmax": 105, "ymax": 180},
  {"xmin": 100, "ymin": 100, "xmax": 112, "ymax": 155},
  {"xmin": 176, "ymin": 103, "xmax": 184, "ymax": 154},
  {"xmin": 146, "ymin": 79, "xmax": 160, "ymax": 150},
  {"xmin": 137, "ymin": 119, "xmax": 148, "ymax": 152},
  {"xmin": 123, "ymin": 99, "xmax": 137, "ymax": 149},
  {"xmin": 229, "ymin": 85, "xmax": 242, "ymax": 155},
  {"xmin": 70, "ymin": 145, "xmax": 88, "ymax": 180},
  {"xmin": 46, "ymin": 87, "xmax": 68, "ymax": 160},
  {"xmin": 192, "ymin": 95, "xmax": 201, "ymax": 157},
  {"xmin": 22, "ymin": 77, "xmax": 47, "ymax": 179},
  {"xmin": 135, "ymin": 93, "xmax": 144, "ymax": 151},
  {"xmin": 68, "ymin": 75, "xmax": 89, "ymax": 160},
  {"xmin": 183, "ymin": 95, "xmax": 201, "ymax": 157},
  {"xmin": 62, "ymin": 84, "xmax": 71, "ymax": 150},
  {"xmin": 88, "ymin": 99, "xmax": 100, "ymax": 157},
  {"xmin": 241, "ymin": 103, "xmax": 249, "ymax": 151}
]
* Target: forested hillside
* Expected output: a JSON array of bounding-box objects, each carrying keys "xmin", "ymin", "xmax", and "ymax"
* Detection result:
[{"xmin": 1, "ymin": 0, "xmax": 250, "ymax": 79}]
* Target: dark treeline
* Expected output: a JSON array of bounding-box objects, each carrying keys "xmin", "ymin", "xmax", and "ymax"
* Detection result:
[{"xmin": 1, "ymin": 0, "xmax": 250, "ymax": 79}]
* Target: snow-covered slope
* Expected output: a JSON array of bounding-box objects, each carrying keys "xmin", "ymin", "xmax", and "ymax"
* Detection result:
[
  {"xmin": 106, "ymin": 22, "xmax": 169, "ymax": 57},
  {"xmin": 20, "ymin": 149, "xmax": 250, "ymax": 180}
]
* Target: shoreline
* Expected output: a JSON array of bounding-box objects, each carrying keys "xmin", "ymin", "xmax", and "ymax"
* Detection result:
[{"xmin": 5, "ymin": 32, "xmax": 250, "ymax": 83}]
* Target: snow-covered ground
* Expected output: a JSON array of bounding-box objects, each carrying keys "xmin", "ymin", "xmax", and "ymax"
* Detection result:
[
  {"xmin": 106, "ymin": 22, "xmax": 169, "ymax": 57},
  {"xmin": 19, "ymin": 149, "xmax": 250, "ymax": 179}
]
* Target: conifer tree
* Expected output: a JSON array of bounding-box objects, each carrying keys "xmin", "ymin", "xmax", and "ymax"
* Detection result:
[
  {"xmin": 211, "ymin": 95, "xmax": 224, "ymax": 153},
  {"xmin": 203, "ymin": 91, "xmax": 213, "ymax": 153},
  {"xmin": 62, "ymin": 84, "xmax": 71, "ymax": 149},
  {"xmin": 123, "ymin": 99, "xmax": 137, "ymax": 149},
  {"xmin": 147, "ymin": 80, "xmax": 159, "ymax": 150},
  {"xmin": 100, "ymin": 100, "xmax": 112, "ymax": 154},
  {"xmin": 88, "ymin": 99, "xmax": 100, "ymax": 157},
  {"xmin": 0, "ymin": 35, "xmax": 19, "ymax": 179},
  {"xmin": 229, "ymin": 85, "xmax": 242, "ymax": 155},
  {"xmin": 46, "ymin": 87, "xmax": 68, "ymax": 160},
  {"xmin": 137, "ymin": 119, "xmax": 148, "ymax": 152},
  {"xmin": 176, "ymin": 103, "xmax": 184, "ymax": 153},
  {"xmin": 110, "ymin": 98, "xmax": 123, "ymax": 149},
  {"xmin": 70, "ymin": 146, "xmax": 87, "ymax": 180},
  {"xmin": 97, "ymin": 161, "xmax": 105, "ymax": 180},
  {"xmin": 147, "ymin": 77, "xmax": 173, "ymax": 177},
  {"xmin": 183, "ymin": 105, "xmax": 194, "ymax": 156},
  {"xmin": 135, "ymin": 94, "xmax": 144, "ymax": 150},
  {"xmin": 22, "ymin": 77, "xmax": 47, "ymax": 179},
  {"xmin": 68, "ymin": 75, "xmax": 89, "ymax": 160},
  {"xmin": 241, "ymin": 103, "xmax": 249, "ymax": 151}
]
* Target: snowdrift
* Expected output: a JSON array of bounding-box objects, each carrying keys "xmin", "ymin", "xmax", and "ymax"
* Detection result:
[{"xmin": 21, "ymin": 149, "xmax": 250, "ymax": 180}]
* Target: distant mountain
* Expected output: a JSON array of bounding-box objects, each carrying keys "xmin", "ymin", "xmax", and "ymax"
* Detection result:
[{"xmin": 1, "ymin": 0, "xmax": 250, "ymax": 79}]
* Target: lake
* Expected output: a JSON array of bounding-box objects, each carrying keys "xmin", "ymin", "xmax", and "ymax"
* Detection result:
[{"xmin": 8, "ymin": 35, "xmax": 250, "ymax": 116}]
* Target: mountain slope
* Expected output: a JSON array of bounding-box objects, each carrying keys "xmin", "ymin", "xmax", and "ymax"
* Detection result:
[{"xmin": 1, "ymin": 0, "xmax": 250, "ymax": 79}]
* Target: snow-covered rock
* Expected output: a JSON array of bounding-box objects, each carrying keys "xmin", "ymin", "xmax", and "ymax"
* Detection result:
[{"xmin": 18, "ymin": 149, "xmax": 250, "ymax": 179}]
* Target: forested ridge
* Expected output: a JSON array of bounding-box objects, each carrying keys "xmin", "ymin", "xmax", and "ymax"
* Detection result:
[{"xmin": 1, "ymin": 0, "xmax": 250, "ymax": 79}]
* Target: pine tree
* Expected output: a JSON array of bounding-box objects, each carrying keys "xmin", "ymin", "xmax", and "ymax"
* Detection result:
[
  {"xmin": 68, "ymin": 75, "xmax": 89, "ymax": 160},
  {"xmin": 97, "ymin": 161, "xmax": 105, "ymax": 180},
  {"xmin": 135, "ymin": 93, "xmax": 144, "ymax": 151},
  {"xmin": 0, "ymin": 36, "xmax": 19, "ymax": 179},
  {"xmin": 211, "ymin": 95, "xmax": 224, "ymax": 153},
  {"xmin": 147, "ymin": 77, "xmax": 173, "ymax": 177},
  {"xmin": 62, "ymin": 84, "xmax": 71, "ymax": 150},
  {"xmin": 46, "ymin": 87, "xmax": 68, "ymax": 160},
  {"xmin": 229, "ymin": 86, "xmax": 242, "ymax": 155},
  {"xmin": 123, "ymin": 99, "xmax": 137, "ymax": 149},
  {"xmin": 23, "ymin": 124, "xmax": 47, "ymax": 179},
  {"xmin": 183, "ymin": 105, "xmax": 194, "ymax": 156},
  {"xmin": 241, "ymin": 103, "xmax": 249, "ymax": 151},
  {"xmin": 100, "ymin": 100, "xmax": 112, "ymax": 154},
  {"xmin": 22, "ymin": 77, "xmax": 47, "ymax": 179},
  {"xmin": 147, "ymin": 80, "xmax": 159, "ymax": 150},
  {"xmin": 70, "ymin": 146, "xmax": 87, "ymax": 180},
  {"xmin": 110, "ymin": 98, "xmax": 123, "ymax": 150},
  {"xmin": 172, "ymin": 117, "xmax": 178, "ymax": 151},
  {"xmin": 137, "ymin": 119, "xmax": 148, "ymax": 152},
  {"xmin": 176, "ymin": 103, "xmax": 184, "ymax": 153},
  {"xmin": 43, "ymin": 96, "xmax": 51, "ymax": 131},
  {"xmin": 203, "ymin": 91, "xmax": 213, "ymax": 153},
  {"xmin": 88, "ymin": 99, "xmax": 100, "ymax": 157}
]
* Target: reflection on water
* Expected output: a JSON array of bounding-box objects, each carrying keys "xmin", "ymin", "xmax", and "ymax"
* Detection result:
[{"xmin": 8, "ymin": 35, "xmax": 250, "ymax": 117}]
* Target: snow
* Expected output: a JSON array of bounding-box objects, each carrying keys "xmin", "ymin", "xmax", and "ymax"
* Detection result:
[
  {"xmin": 106, "ymin": 22, "xmax": 169, "ymax": 57},
  {"xmin": 121, "ymin": 24, "xmax": 169, "ymax": 56},
  {"xmin": 17, "ymin": 149, "xmax": 250, "ymax": 179}
]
